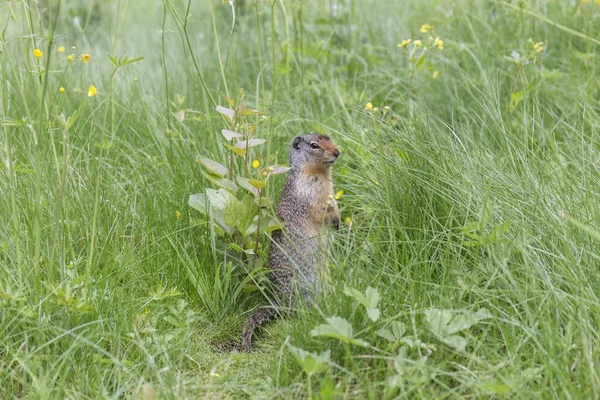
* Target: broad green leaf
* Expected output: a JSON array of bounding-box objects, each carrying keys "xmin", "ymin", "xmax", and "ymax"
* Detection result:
[
  {"xmin": 286, "ymin": 343, "xmax": 330, "ymax": 376},
  {"xmin": 234, "ymin": 138, "xmax": 266, "ymax": 149},
  {"xmin": 343, "ymin": 286, "xmax": 367, "ymax": 304},
  {"xmin": 188, "ymin": 194, "xmax": 207, "ymax": 215},
  {"xmin": 377, "ymin": 320, "xmax": 405, "ymax": 342},
  {"xmin": 216, "ymin": 105, "xmax": 235, "ymax": 119},
  {"xmin": 509, "ymin": 91, "xmax": 524, "ymax": 111},
  {"xmin": 441, "ymin": 335, "xmax": 467, "ymax": 352},
  {"xmin": 320, "ymin": 377, "xmax": 338, "ymax": 400},
  {"xmin": 241, "ymin": 109, "xmax": 264, "ymax": 116},
  {"xmin": 237, "ymin": 176, "xmax": 259, "ymax": 196},
  {"xmin": 198, "ymin": 157, "xmax": 228, "ymax": 177},
  {"xmin": 247, "ymin": 124, "xmax": 258, "ymax": 136},
  {"xmin": 310, "ymin": 316, "xmax": 369, "ymax": 347},
  {"xmin": 254, "ymin": 196, "xmax": 271, "ymax": 208},
  {"xmin": 425, "ymin": 308, "xmax": 454, "ymax": 337},
  {"xmin": 226, "ymin": 144, "xmax": 247, "ymax": 156},
  {"xmin": 245, "ymin": 215, "xmax": 273, "ymax": 237},
  {"xmin": 265, "ymin": 218, "xmax": 284, "ymax": 232},
  {"xmin": 249, "ymin": 179, "xmax": 265, "ymax": 190},
  {"xmin": 391, "ymin": 320, "xmax": 406, "ymax": 339},
  {"xmin": 267, "ymin": 165, "xmax": 291, "ymax": 175},
  {"xmin": 344, "ymin": 286, "xmax": 381, "ymax": 322},
  {"xmin": 425, "ymin": 308, "xmax": 491, "ymax": 351},
  {"xmin": 376, "ymin": 328, "xmax": 395, "ymax": 342},
  {"xmin": 510, "ymin": 91, "xmax": 523, "ymax": 103},
  {"xmin": 365, "ymin": 287, "xmax": 381, "ymax": 322},
  {"xmin": 393, "ymin": 347, "xmax": 408, "ymax": 374},
  {"xmin": 209, "ymin": 209, "xmax": 235, "ymax": 236},
  {"xmin": 202, "ymin": 172, "xmax": 238, "ymax": 193},
  {"xmin": 221, "ymin": 129, "xmax": 243, "ymax": 141},
  {"xmin": 221, "ymin": 196, "xmax": 243, "ymax": 227},
  {"xmin": 237, "ymin": 195, "xmax": 259, "ymax": 236},
  {"xmin": 229, "ymin": 243, "xmax": 244, "ymax": 253},
  {"xmin": 445, "ymin": 308, "xmax": 492, "ymax": 335},
  {"xmin": 205, "ymin": 188, "xmax": 236, "ymax": 211}
]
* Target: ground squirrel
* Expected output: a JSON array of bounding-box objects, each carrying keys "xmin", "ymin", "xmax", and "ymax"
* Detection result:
[{"xmin": 241, "ymin": 133, "xmax": 340, "ymax": 350}]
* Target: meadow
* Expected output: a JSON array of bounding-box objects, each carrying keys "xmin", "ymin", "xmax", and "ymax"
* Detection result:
[{"xmin": 1, "ymin": 0, "xmax": 600, "ymax": 398}]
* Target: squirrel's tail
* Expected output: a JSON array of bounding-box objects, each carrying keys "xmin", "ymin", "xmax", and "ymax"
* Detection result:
[{"xmin": 241, "ymin": 307, "xmax": 277, "ymax": 350}]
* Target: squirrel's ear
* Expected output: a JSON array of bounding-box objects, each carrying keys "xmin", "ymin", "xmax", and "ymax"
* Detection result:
[{"xmin": 292, "ymin": 136, "xmax": 302, "ymax": 150}]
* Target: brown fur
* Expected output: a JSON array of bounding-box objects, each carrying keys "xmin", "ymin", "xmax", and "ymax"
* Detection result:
[{"xmin": 240, "ymin": 133, "xmax": 340, "ymax": 350}]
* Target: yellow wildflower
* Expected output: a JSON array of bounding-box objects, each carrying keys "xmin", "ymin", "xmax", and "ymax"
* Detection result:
[
  {"xmin": 88, "ymin": 85, "xmax": 97, "ymax": 97},
  {"xmin": 434, "ymin": 37, "xmax": 444, "ymax": 50},
  {"xmin": 398, "ymin": 39, "xmax": 411, "ymax": 48},
  {"xmin": 344, "ymin": 217, "xmax": 353, "ymax": 226},
  {"xmin": 33, "ymin": 48, "xmax": 43, "ymax": 58},
  {"xmin": 420, "ymin": 24, "xmax": 433, "ymax": 33},
  {"xmin": 67, "ymin": 54, "xmax": 76, "ymax": 61},
  {"xmin": 175, "ymin": 210, "xmax": 181, "ymax": 220},
  {"xmin": 365, "ymin": 102, "xmax": 373, "ymax": 111},
  {"xmin": 57, "ymin": 46, "xmax": 66, "ymax": 53},
  {"xmin": 335, "ymin": 190, "xmax": 344, "ymax": 200},
  {"xmin": 383, "ymin": 106, "xmax": 391, "ymax": 112},
  {"xmin": 372, "ymin": 107, "xmax": 379, "ymax": 113},
  {"xmin": 252, "ymin": 159, "xmax": 260, "ymax": 169},
  {"xmin": 432, "ymin": 70, "xmax": 440, "ymax": 79},
  {"xmin": 533, "ymin": 42, "xmax": 544, "ymax": 53},
  {"xmin": 81, "ymin": 53, "xmax": 91, "ymax": 63},
  {"xmin": 413, "ymin": 40, "xmax": 422, "ymax": 48},
  {"xmin": 59, "ymin": 87, "xmax": 65, "ymax": 93}
]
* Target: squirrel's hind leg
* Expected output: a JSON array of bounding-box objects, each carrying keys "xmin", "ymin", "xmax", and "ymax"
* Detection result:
[{"xmin": 240, "ymin": 307, "xmax": 277, "ymax": 351}]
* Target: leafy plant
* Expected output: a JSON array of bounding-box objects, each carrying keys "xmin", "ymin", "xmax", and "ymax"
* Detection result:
[
  {"xmin": 291, "ymin": 285, "xmax": 493, "ymax": 395},
  {"xmin": 188, "ymin": 89, "xmax": 288, "ymax": 265},
  {"xmin": 505, "ymin": 39, "xmax": 547, "ymax": 111},
  {"xmin": 424, "ymin": 308, "xmax": 492, "ymax": 352},
  {"xmin": 287, "ymin": 342, "xmax": 331, "ymax": 399},
  {"xmin": 397, "ymin": 23, "xmax": 445, "ymax": 105},
  {"xmin": 344, "ymin": 285, "xmax": 381, "ymax": 322},
  {"xmin": 310, "ymin": 316, "xmax": 370, "ymax": 347}
]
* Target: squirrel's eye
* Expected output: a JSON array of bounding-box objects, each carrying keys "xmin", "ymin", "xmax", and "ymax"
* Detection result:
[{"xmin": 309, "ymin": 142, "xmax": 319, "ymax": 149}]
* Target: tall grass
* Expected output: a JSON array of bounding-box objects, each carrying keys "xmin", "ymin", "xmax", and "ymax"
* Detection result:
[{"xmin": 1, "ymin": 0, "xmax": 599, "ymax": 397}]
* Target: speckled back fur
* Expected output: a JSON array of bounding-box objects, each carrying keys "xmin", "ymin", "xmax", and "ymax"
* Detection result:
[
  {"xmin": 269, "ymin": 133, "xmax": 340, "ymax": 302},
  {"xmin": 240, "ymin": 133, "xmax": 340, "ymax": 350}
]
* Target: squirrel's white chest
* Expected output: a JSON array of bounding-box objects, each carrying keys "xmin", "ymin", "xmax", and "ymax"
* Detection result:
[{"xmin": 295, "ymin": 175, "xmax": 333, "ymax": 204}]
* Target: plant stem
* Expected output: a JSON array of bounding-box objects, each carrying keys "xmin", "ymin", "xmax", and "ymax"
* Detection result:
[{"xmin": 254, "ymin": 189, "xmax": 262, "ymax": 257}]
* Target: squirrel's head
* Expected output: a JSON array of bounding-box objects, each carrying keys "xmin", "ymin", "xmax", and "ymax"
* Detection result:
[{"xmin": 289, "ymin": 133, "xmax": 340, "ymax": 175}]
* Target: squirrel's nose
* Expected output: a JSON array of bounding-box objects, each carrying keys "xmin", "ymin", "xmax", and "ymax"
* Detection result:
[{"xmin": 333, "ymin": 149, "xmax": 340, "ymax": 158}]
